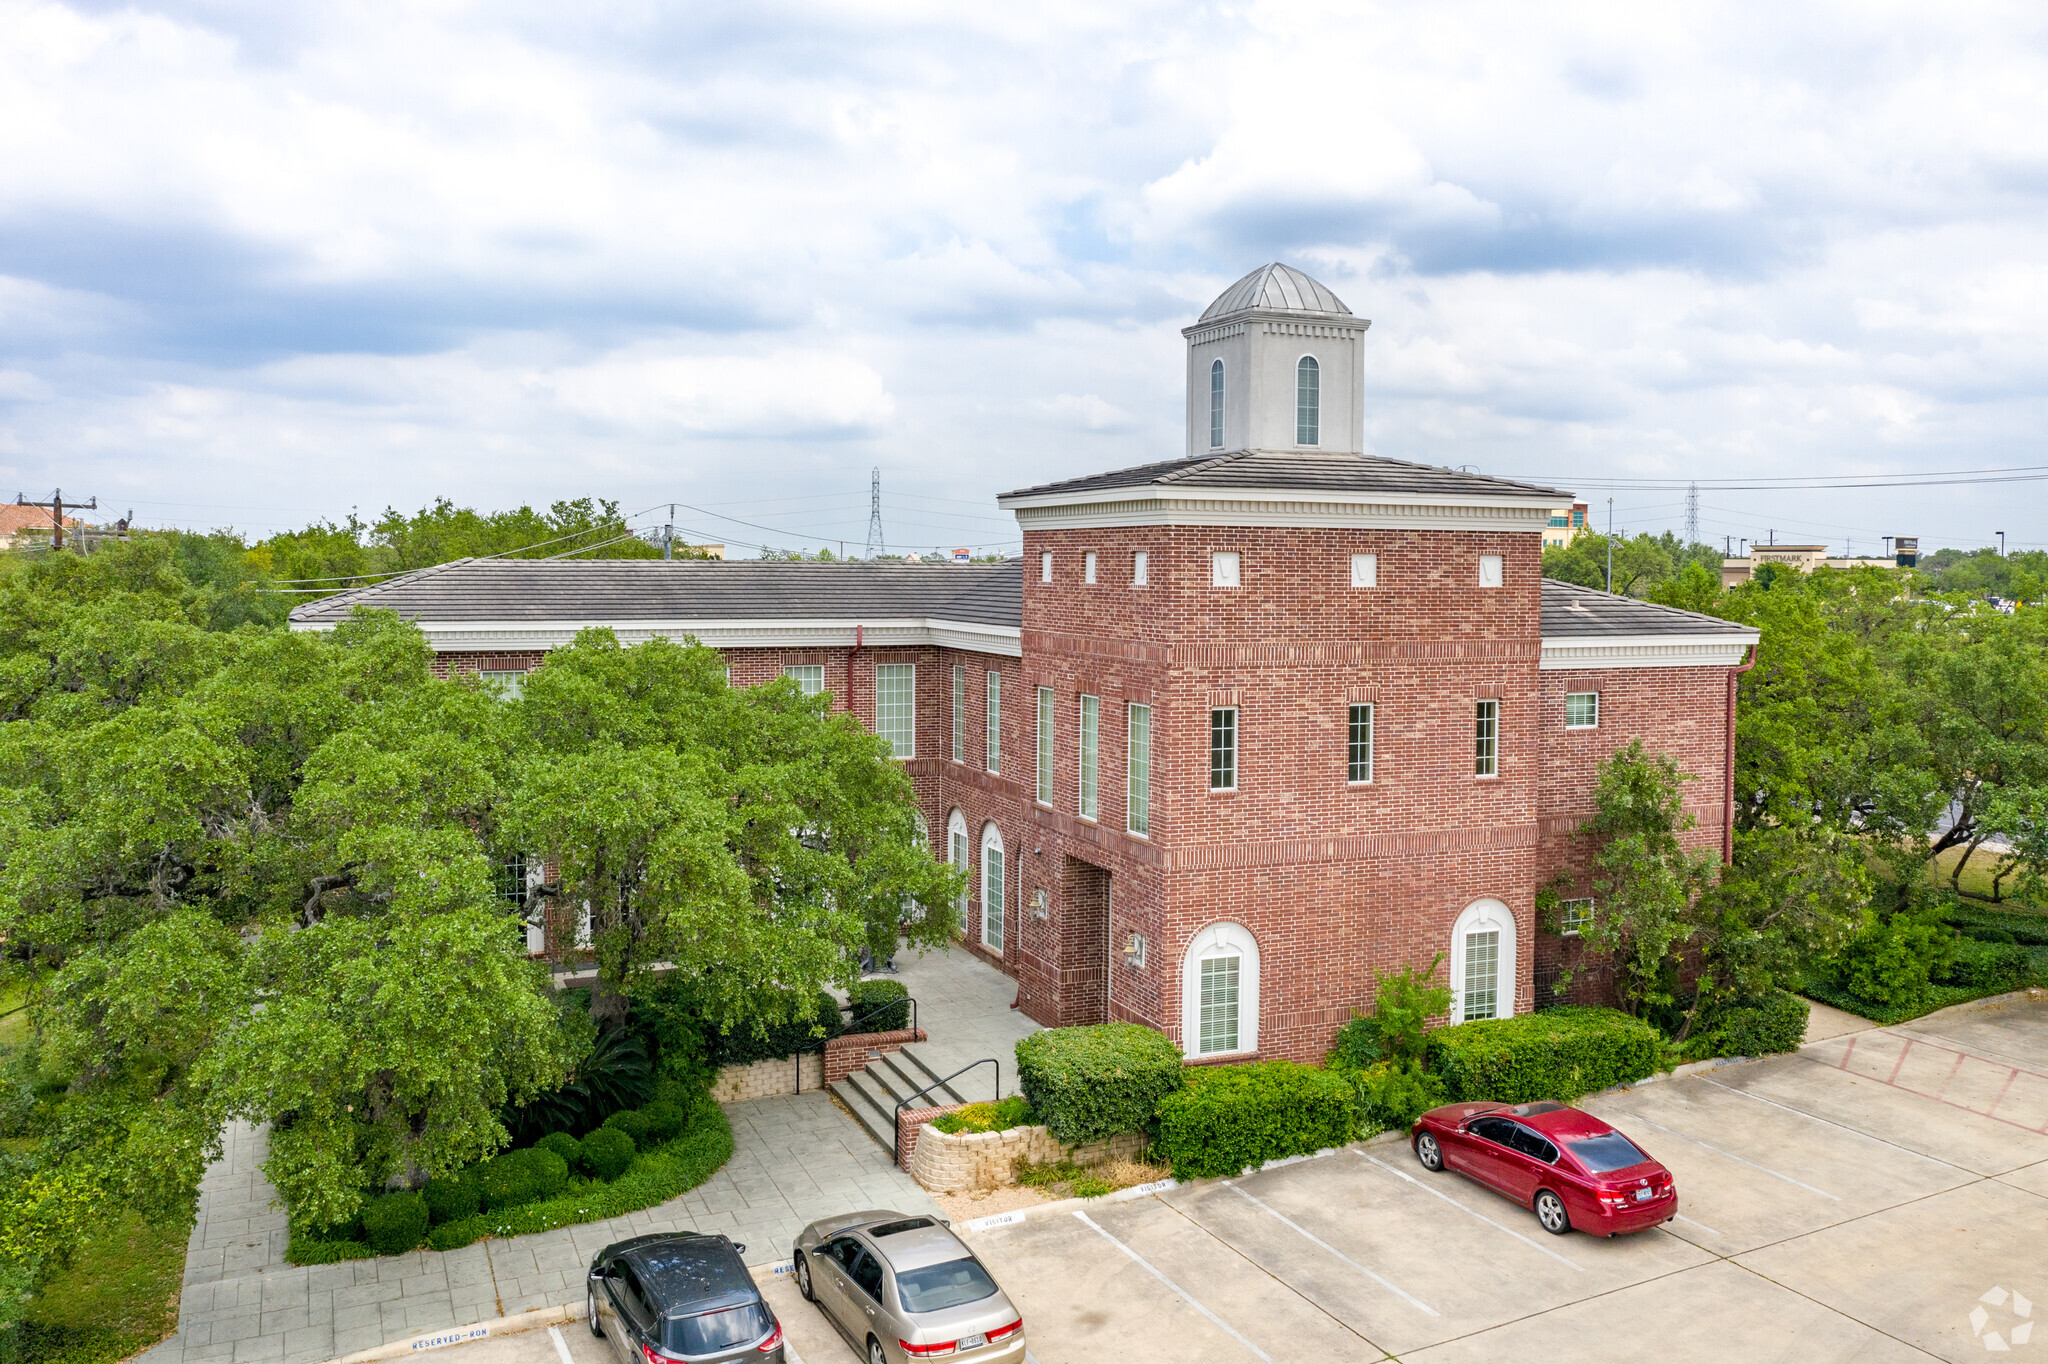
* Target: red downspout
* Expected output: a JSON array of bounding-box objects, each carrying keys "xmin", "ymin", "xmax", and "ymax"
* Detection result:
[{"xmin": 1724, "ymin": 644, "xmax": 1757, "ymax": 864}]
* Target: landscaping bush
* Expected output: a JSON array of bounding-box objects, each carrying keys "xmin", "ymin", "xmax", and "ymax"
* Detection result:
[
  {"xmin": 1712, "ymin": 992, "xmax": 1808, "ymax": 1057},
  {"xmin": 534, "ymin": 1131, "xmax": 583, "ymax": 1168},
  {"xmin": 421, "ymin": 1169, "xmax": 481, "ymax": 1226},
  {"xmin": 579, "ymin": 1126, "xmax": 637, "ymax": 1181},
  {"xmin": 362, "ymin": 1192, "xmax": 430, "ymax": 1256},
  {"xmin": 1327, "ymin": 1014, "xmax": 1382, "ymax": 1070},
  {"xmin": 602, "ymin": 1109, "xmax": 652, "ymax": 1144},
  {"xmin": 1948, "ymin": 907, "xmax": 2048, "ymax": 947},
  {"xmin": 1836, "ymin": 911, "xmax": 1955, "ymax": 1007},
  {"xmin": 845, "ymin": 979, "xmax": 911, "ymax": 1034},
  {"xmin": 1340, "ymin": 1063, "xmax": 1449, "ymax": 1131},
  {"xmin": 930, "ymin": 1096, "xmax": 1036, "ymax": 1135},
  {"xmin": 1015, "ymin": 1023, "xmax": 1184, "ymax": 1145},
  {"xmin": 1934, "ymin": 937, "xmax": 2031, "ymax": 992},
  {"xmin": 1153, "ymin": 1061, "xmax": 1354, "ymax": 1181},
  {"xmin": 475, "ymin": 1147, "xmax": 569, "ymax": 1211},
  {"xmin": 637, "ymin": 1101, "xmax": 687, "ymax": 1144},
  {"xmin": 705, "ymin": 989, "xmax": 843, "ymax": 1066},
  {"xmin": 1427, "ymin": 1007, "xmax": 1660, "ymax": 1103}
]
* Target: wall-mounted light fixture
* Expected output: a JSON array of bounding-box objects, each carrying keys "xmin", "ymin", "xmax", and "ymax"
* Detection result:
[
  {"xmin": 1123, "ymin": 933, "xmax": 1147, "ymax": 969},
  {"xmin": 1030, "ymin": 888, "xmax": 1050, "ymax": 920}
]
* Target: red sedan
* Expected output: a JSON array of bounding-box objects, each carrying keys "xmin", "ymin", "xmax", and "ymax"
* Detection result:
[{"xmin": 1410, "ymin": 1100, "xmax": 1677, "ymax": 1236}]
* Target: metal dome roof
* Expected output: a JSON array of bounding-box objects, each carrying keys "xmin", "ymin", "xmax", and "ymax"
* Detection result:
[{"xmin": 1198, "ymin": 262, "xmax": 1352, "ymax": 323}]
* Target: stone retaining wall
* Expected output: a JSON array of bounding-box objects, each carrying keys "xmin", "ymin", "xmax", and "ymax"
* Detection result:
[
  {"xmin": 709, "ymin": 1028, "xmax": 926, "ymax": 1103},
  {"xmin": 902, "ymin": 1111, "xmax": 1148, "ymax": 1191}
]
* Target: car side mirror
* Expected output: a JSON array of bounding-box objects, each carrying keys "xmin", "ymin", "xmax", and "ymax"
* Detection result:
[
  {"xmin": 732, "ymin": 1243, "xmax": 746, "ymax": 1255},
  {"xmin": 590, "ymin": 1267, "xmax": 608, "ymax": 1280}
]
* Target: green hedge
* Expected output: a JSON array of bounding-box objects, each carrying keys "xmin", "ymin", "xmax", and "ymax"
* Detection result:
[
  {"xmin": 1713, "ymin": 992, "xmax": 1807, "ymax": 1056},
  {"xmin": 1801, "ymin": 976, "xmax": 2023, "ymax": 1027},
  {"xmin": 1015, "ymin": 1024, "xmax": 1184, "ymax": 1144},
  {"xmin": 846, "ymin": 979, "xmax": 911, "ymax": 1034},
  {"xmin": 363, "ymin": 1192, "xmax": 430, "ymax": 1256},
  {"xmin": 1153, "ymin": 1062, "xmax": 1354, "ymax": 1181},
  {"xmin": 1427, "ymin": 1007, "xmax": 1660, "ymax": 1103},
  {"xmin": 1934, "ymin": 938, "xmax": 2032, "ymax": 992},
  {"xmin": 579, "ymin": 1126, "xmax": 636, "ymax": 1181},
  {"xmin": 704, "ymin": 989, "xmax": 842, "ymax": 1066}
]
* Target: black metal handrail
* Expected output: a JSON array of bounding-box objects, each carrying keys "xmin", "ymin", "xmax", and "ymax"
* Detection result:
[
  {"xmin": 892, "ymin": 1057, "xmax": 999, "ymax": 1165},
  {"xmin": 794, "ymin": 995, "xmax": 919, "ymax": 1093}
]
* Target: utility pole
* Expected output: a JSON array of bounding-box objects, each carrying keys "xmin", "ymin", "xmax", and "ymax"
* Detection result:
[
  {"xmin": 864, "ymin": 467, "xmax": 885, "ymax": 561},
  {"xmin": 1605, "ymin": 497, "xmax": 1614, "ymax": 593},
  {"xmin": 16, "ymin": 489, "xmax": 95, "ymax": 551},
  {"xmin": 1684, "ymin": 482, "xmax": 1699, "ymax": 545},
  {"xmin": 1768, "ymin": 530, "xmax": 1775, "ymax": 546},
  {"xmin": 1724, "ymin": 535, "xmax": 1732, "ymax": 556},
  {"xmin": 663, "ymin": 503, "xmax": 674, "ymax": 560},
  {"xmin": 1883, "ymin": 535, "xmax": 1893, "ymax": 559},
  {"xmin": 1998, "ymin": 531, "xmax": 2006, "ymax": 556}
]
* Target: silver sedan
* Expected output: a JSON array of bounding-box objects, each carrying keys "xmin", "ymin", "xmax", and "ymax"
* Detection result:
[{"xmin": 792, "ymin": 1211, "xmax": 1025, "ymax": 1364}]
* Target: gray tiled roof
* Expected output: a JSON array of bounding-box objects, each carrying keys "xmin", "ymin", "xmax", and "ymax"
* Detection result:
[
  {"xmin": 1541, "ymin": 578, "xmax": 1756, "ymax": 638},
  {"xmin": 288, "ymin": 558, "xmax": 1024, "ymax": 628},
  {"xmin": 1000, "ymin": 449, "xmax": 1574, "ymax": 502},
  {"xmin": 1198, "ymin": 263, "xmax": 1353, "ymax": 322}
]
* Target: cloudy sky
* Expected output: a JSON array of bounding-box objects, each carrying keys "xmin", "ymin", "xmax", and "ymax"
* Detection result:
[{"xmin": 5, "ymin": 0, "xmax": 2048, "ymax": 557}]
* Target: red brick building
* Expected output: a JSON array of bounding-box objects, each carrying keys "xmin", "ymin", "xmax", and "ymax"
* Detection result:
[{"xmin": 291, "ymin": 263, "xmax": 1756, "ymax": 1064}]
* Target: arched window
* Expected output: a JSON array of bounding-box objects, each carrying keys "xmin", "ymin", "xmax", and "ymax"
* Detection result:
[
  {"xmin": 1296, "ymin": 355, "xmax": 1320, "ymax": 446},
  {"xmin": 1182, "ymin": 921, "xmax": 1259, "ymax": 1057},
  {"xmin": 1450, "ymin": 899, "xmax": 1517, "ymax": 1022},
  {"xmin": 980, "ymin": 823, "xmax": 1005, "ymax": 953},
  {"xmin": 947, "ymin": 809, "xmax": 970, "ymax": 932},
  {"xmin": 1209, "ymin": 358, "xmax": 1225, "ymax": 448}
]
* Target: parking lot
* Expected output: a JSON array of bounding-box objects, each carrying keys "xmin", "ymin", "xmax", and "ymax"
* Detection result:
[{"xmin": 435, "ymin": 994, "xmax": 2047, "ymax": 1364}]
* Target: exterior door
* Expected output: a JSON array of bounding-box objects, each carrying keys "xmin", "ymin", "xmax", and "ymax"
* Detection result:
[
  {"xmin": 1463, "ymin": 1116, "xmax": 1521, "ymax": 1197},
  {"xmin": 817, "ymin": 1236, "xmax": 862, "ymax": 1342}
]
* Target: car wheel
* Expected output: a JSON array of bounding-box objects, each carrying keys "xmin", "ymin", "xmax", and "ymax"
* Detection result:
[
  {"xmin": 868, "ymin": 1337, "xmax": 888, "ymax": 1364},
  {"xmin": 1535, "ymin": 1190, "xmax": 1571, "ymax": 1236},
  {"xmin": 794, "ymin": 1252, "xmax": 814, "ymax": 1303},
  {"xmin": 1415, "ymin": 1133, "xmax": 1444, "ymax": 1172},
  {"xmin": 587, "ymin": 1287, "xmax": 603, "ymax": 1338}
]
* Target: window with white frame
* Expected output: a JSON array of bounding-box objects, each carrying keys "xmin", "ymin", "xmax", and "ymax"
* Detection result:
[
  {"xmin": 1040, "ymin": 552, "xmax": 1052, "ymax": 583},
  {"xmin": 1296, "ymin": 355, "xmax": 1320, "ymax": 446},
  {"xmin": 1565, "ymin": 692, "xmax": 1600, "ymax": 729},
  {"xmin": 903, "ymin": 811, "xmax": 929, "ymax": 923},
  {"xmin": 478, "ymin": 669, "xmax": 526, "ymax": 700},
  {"xmin": 1559, "ymin": 898, "xmax": 1594, "ymax": 936},
  {"xmin": 1474, "ymin": 699, "xmax": 1499, "ymax": 777},
  {"xmin": 980, "ymin": 823, "xmax": 1004, "ymax": 953},
  {"xmin": 1212, "ymin": 550, "xmax": 1240, "ymax": 587},
  {"xmin": 875, "ymin": 663, "xmax": 915, "ymax": 758},
  {"xmin": 1084, "ymin": 551, "xmax": 1096, "ymax": 584},
  {"xmin": 986, "ymin": 672, "xmax": 1002, "ymax": 774},
  {"xmin": 783, "ymin": 665, "xmax": 825, "ymax": 697},
  {"xmin": 1210, "ymin": 708, "xmax": 1237, "ymax": 791},
  {"xmin": 1182, "ymin": 921, "xmax": 1259, "ymax": 1057},
  {"xmin": 1351, "ymin": 553, "xmax": 1377, "ymax": 589},
  {"xmin": 1479, "ymin": 554, "xmax": 1504, "ymax": 588},
  {"xmin": 1451, "ymin": 899, "xmax": 1515, "ymax": 1022},
  {"xmin": 1133, "ymin": 550, "xmax": 1148, "ymax": 586},
  {"xmin": 1348, "ymin": 704, "xmax": 1374, "ymax": 784},
  {"xmin": 1035, "ymin": 687, "xmax": 1055, "ymax": 805},
  {"xmin": 1127, "ymin": 703, "xmax": 1151, "ymax": 836},
  {"xmin": 1078, "ymin": 694, "xmax": 1099, "ymax": 821},
  {"xmin": 1209, "ymin": 358, "xmax": 1225, "ymax": 448},
  {"xmin": 947, "ymin": 809, "xmax": 969, "ymax": 928},
  {"xmin": 952, "ymin": 665, "xmax": 965, "ymax": 762}
]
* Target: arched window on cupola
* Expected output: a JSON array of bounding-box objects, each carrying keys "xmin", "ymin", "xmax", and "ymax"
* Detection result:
[
  {"xmin": 1296, "ymin": 355, "xmax": 1320, "ymax": 446},
  {"xmin": 1209, "ymin": 358, "xmax": 1225, "ymax": 449}
]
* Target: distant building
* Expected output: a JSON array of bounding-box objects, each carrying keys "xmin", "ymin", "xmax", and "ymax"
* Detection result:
[
  {"xmin": 1542, "ymin": 503, "xmax": 1589, "ymax": 550},
  {"xmin": 0, "ymin": 503, "xmax": 82, "ymax": 549},
  {"xmin": 1720, "ymin": 543, "xmax": 1895, "ymax": 587}
]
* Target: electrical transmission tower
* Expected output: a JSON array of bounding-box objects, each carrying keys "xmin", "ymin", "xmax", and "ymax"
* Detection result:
[
  {"xmin": 1684, "ymin": 482, "xmax": 1699, "ymax": 545},
  {"xmin": 864, "ymin": 467, "xmax": 885, "ymax": 560}
]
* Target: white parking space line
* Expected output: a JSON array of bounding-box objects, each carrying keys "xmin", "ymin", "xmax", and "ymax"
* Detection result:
[
  {"xmin": 1671, "ymin": 1213, "xmax": 1722, "ymax": 1237},
  {"xmin": 1355, "ymin": 1153, "xmax": 1583, "ymax": 1271},
  {"xmin": 1614, "ymin": 1111, "xmax": 1841, "ymax": 1201},
  {"xmin": 1221, "ymin": 1180, "xmax": 1439, "ymax": 1317},
  {"xmin": 547, "ymin": 1327, "xmax": 574, "ymax": 1364},
  {"xmin": 1700, "ymin": 1077, "xmax": 1959, "ymax": 1167},
  {"xmin": 1073, "ymin": 1210, "xmax": 1275, "ymax": 1363}
]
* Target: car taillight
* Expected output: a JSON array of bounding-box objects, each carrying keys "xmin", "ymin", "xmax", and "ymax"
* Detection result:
[
  {"xmin": 755, "ymin": 1320, "xmax": 783, "ymax": 1353},
  {"xmin": 987, "ymin": 1319, "xmax": 1023, "ymax": 1343},
  {"xmin": 641, "ymin": 1344, "xmax": 665, "ymax": 1364},
  {"xmin": 899, "ymin": 1340, "xmax": 956, "ymax": 1358}
]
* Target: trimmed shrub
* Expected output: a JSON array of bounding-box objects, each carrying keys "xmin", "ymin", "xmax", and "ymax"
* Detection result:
[
  {"xmin": 707, "ymin": 989, "xmax": 843, "ymax": 1066},
  {"xmin": 1427, "ymin": 1007, "xmax": 1660, "ymax": 1104},
  {"xmin": 1837, "ymin": 912, "xmax": 1955, "ymax": 1007},
  {"xmin": 846, "ymin": 979, "xmax": 911, "ymax": 1034},
  {"xmin": 362, "ymin": 1191, "xmax": 430, "ymax": 1256},
  {"xmin": 422, "ymin": 1168, "xmax": 481, "ymax": 1226},
  {"xmin": 1934, "ymin": 937, "xmax": 2031, "ymax": 992},
  {"xmin": 1016, "ymin": 1023, "xmax": 1184, "ymax": 1145},
  {"xmin": 638, "ymin": 1102, "xmax": 687, "ymax": 1144},
  {"xmin": 1327, "ymin": 1014, "xmax": 1383, "ymax": 1070},
  {"xmin": 534, "ymin": 1131, "xmax": 583, "ymax": 1168},
  {"xmin": 580, "ymin": 1126, "xmax": 637, "ymax": 1181},
  {"xmin": 1153, "ymin": 1062, "xmax": 1354, "ymax": 1181},
  {"xmin": 476, "ymin": 1147, "xmax": 570, "ymax": 1211},
  {"xmin": 1713, "ymin": 992, "xmax": 1808, "ymax": 1057},
  {"xmin": 930, "ymin": 1096, "xmax": 1036, "ymax": 1135},
  {"xmin": 603, "ymin": 1109, "xmax": 653, "ymax": 1144}
]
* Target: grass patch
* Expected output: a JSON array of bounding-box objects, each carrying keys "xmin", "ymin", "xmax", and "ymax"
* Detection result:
[
  {"xmin": 1923, "ymin": 847, "xmax": 2048, "ymax": 912},
  {"xmin": 1012, "ymin": 1156, "xmax": 1169, "ymax": 1201},
  {"xmin": 17, "ymin": 1208, "xmax": 192, "ymax": 1364}
]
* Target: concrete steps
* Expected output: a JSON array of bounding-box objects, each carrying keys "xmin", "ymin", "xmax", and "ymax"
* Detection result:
[{"xmin": 829, "ymin": 1043, "xmax": 977, "ymax": 1152}]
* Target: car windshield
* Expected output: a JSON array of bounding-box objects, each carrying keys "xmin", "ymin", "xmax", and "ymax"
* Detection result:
[
  {"xmin": 665, "ymin": 1304, "xmax": 770, "ymax": 1355},
  {"xmin": 895, "ymin": 1258, "xmax": 999, "ymax": 1314},
  {"xmin": 1567, "ymin": 1132, "xmax": 1650, "ymax": 1174}
]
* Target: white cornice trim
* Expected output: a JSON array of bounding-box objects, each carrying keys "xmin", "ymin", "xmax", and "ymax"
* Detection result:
[
  {"xmin": 288, "ymin": 617, "xmax": 1024, "ymax": 658},
  {"xmin": 1000, "ymin": 490, "xmax": 1559, "ymax": 533},
  {"xmin": 1540, "ymin": 633, "xmax": 1757, "ymax": 671}
]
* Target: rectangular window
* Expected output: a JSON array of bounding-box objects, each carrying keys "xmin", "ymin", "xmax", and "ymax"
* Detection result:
[
  {"xmin": 1127, "ymin": 704, "xmax": 1151, "ymax": 836},
  {"xmin": 1348, "ymin": 704, "xmax": 1374, "ymax": 784},
  {"xmin": 951, "ymin": 666, "xmax": 965, "ymax": 762},
  {"xmin": 1084, "ymin": 551, "xmax": 1097, "ymax": 584},
  {"xmin": 1078, "ymin": 694, "xmax": 1100, "ymax": 821},
  {"xmin": 983, "ymin": 844, "xmax": 1004, "ymax": 952},
  {"xmin": 875, "ymin": 663, "xmax": 915, "ymax": 758},
  {"xmin": 1565, "ymin": 692, "xmax": 1600, "ymax": 728},
  {"xmin": 1210, "ymin": 708, "xmax": 1237, "ymax": 791},
  {"xmin": 1478, "ymin": 554, "xmax": 1504, "ymax": 588},
  {"xmin": 1463, "ymin": 931, "xmax": 1500, "ymax": 1021},
  {"xmin": 1040, "ymin": 552, "xmax": 1052, "ymax": 583},
  {"xmin": 1350, "ymin": 553, "xmax": 1377, "ymax": 588},
  {"xmin": 497, "ymin": 853, "xmax": 527, "ymax": 908},
  {"xmin": 1474, "ymin": 699, "xmax": 1499, "ymax": 777},
  {"xmin": 1133, "ymin": 550, "xmax": 1149, "ymax": 586},
  {"xmin": 986, "ymin": 672, "xmax": 1002, "ymax": 774},
  {"xmin": 1212, "ymin": 550, "xmax": 1241, "ymax": 587},
  {"xmin": 783, "ymin": 665, "xmax": 825, "ymax": 697},
  {"xmin": 1035, "ymin": 687, "xmax": 1055, "ymax": 805},
  {"xmin": 1559, "ymin": 898, "xmax": 1594, "ymax": 936},
  {"xmin": 1199, "ymin": 955, "xmax": 1240, "ymax": 1054},
  {"xmin": 478, "ymin": 669, "xmax": 526, "ymax": 700}
]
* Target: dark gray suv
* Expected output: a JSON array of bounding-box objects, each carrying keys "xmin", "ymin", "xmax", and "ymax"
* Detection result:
[{"xmin": 588, "ymin": 1233, "xmax": 784, "ymax": 1363}]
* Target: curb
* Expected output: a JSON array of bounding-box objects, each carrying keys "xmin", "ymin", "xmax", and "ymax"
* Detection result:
[{"xmin": 327, "ymin": 1304, "xmax": 578, "ymax": 1364}]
